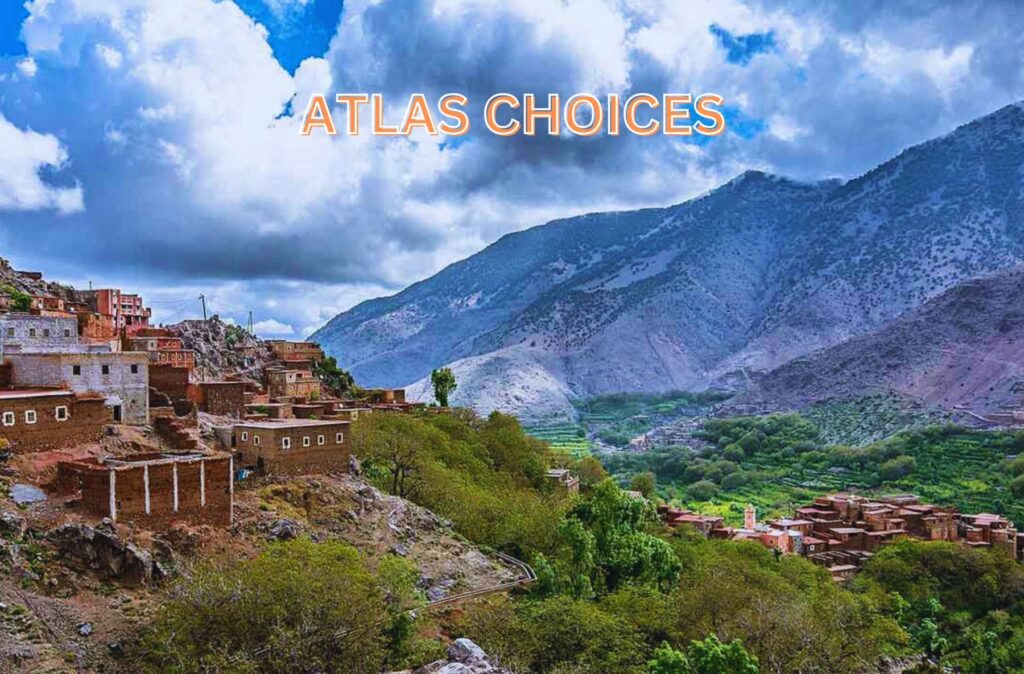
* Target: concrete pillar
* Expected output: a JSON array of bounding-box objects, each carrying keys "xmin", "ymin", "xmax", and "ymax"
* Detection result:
[
  {"xmin": 108, "ymin": 469, "xmax": 117, "ymax": 522},
  {"xmin": 172, "ymin": 462, "xmax": 179, "ymax": 512},
  {"xmin": 143, "ymin": 464, "xmax": 151, "ymax": 514}
]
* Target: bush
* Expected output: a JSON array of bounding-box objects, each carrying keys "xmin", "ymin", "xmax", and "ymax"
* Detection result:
[
  {"xmin": 721, "ymin": 472, "xmax": 748, "ymax": 490},
  {"xmin": 687, "ymin": 480, "xmax": 719, "ymax": 502},
  {"xmin": 138, "ymin": 539, "xmax": 421, "ymax": 673},
  {"xmin": 880, "ymin": 455, "xmax": 917, "ymax": 481}
]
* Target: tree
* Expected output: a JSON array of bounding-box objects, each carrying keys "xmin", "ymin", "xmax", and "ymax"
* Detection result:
[
  {"xmin": 683, "ymin": 635, "xmax": 759, "ymax": 674},
  {"xmin": 648, "ymin": 642, "xmax": 689, "ymax": 674},
  {"xmin": 687, "ymin": 480, "xmax": 719, "ymax": 502},
  {"xmin": 313, "ymin": 355, "xmax": 356, "ymax": 394},
  {"xmin": 631, "ymin": 471, "xmax": 657, "ymax": 498},
  {"xmin": 139, "ymin": 539, "xmax": 421, "ymax": 673},
  {"xmin": 1, "ymin": 285, "xmax": 31, "ymax": 312},
  {"xmin": 430, "ymin": 367, "xmax": 457, "ymax": 407},
  {"xmin": 351, "ymin": 413, "xmax": 446, "ymax": 499},
  {"xmin": 880, "ymin": 455, "xmax": 916, "ymax": 481},
  {"xmin": 1010, "ymin": 473, "xmax": 1024, "ymax": 499}
]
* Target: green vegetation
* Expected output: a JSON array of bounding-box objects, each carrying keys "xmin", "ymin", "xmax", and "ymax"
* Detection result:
[
  {"xmin": 803, "ymin": 393, "xmax": 945, "ymax": 445},
  {"xmin": 430, "ymin": 366, "xmax": 457, "ymax": 407},
  {"xmin": 574, "ymin": 391, "xmax": 729, "ymax": 448},
  {"xmin": 312, "ymin": 355, "xmax": 356, "ymax": 394},
  {"xmin": 141, "ymin": 408, "xmax": 1024, "ymax": 673},
  {"xmin": 0, "ymin": 284, "xmax": 31, "ymax": 312},
  {"xmin": 523, "ymin": 421, "xmax": 592, "ymax": 457},
  {"xmin": 604, "ymin": 414, "xmax": 1024, "ymax": 525},
  {"xmin": 139, "ymin": 538, "xmax": 426, "ymax": 673}
]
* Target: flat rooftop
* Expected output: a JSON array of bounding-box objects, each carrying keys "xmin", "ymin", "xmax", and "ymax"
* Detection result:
[
  {"xmin": 0, "ymin": 388, "xmax": 73, "ymax": 399},
  {"xmin": 236, "ymin": 419, "xmax": 350, "ymax": 430}
]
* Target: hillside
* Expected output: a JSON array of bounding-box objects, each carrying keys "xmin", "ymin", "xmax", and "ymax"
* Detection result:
[
  {"xmin": 732, "ymin": 265, "xmax": 1024, "ymax": 414},
  {"xmin": 313, "ymin": 102, "xmax": 1024, "ymax": 418}
]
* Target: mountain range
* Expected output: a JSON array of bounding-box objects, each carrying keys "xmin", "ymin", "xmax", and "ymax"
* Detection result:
[{"xmin": 311, "ymin": 102, "xmax": 1024, "ymax": 419}]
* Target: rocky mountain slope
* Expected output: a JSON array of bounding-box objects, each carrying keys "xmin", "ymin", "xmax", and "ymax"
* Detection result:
[
  {"xmin": 731, "ymin": 265, "xmax": 1024, "ymax": 414},
  {"xmin": 313, "ymin": 102, "xmax": 1024, "ymax": 419}
]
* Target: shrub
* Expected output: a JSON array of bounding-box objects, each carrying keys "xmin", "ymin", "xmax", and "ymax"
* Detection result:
[
  {"xmin": 687, "ymin": 480, "xmax": 719, "ymax": 502},
  {"xmin": 880, "ymin": 455, "xmax": 917, "ymax": 481}
]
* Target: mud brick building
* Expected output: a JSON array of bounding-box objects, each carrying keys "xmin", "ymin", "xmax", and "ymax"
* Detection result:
[
  {"xmin": 267, "ymin": 369, "xmax": 321, "ymax": 400},
  {"xmin": 545, "ymin": 468, "xmax": 580, "ymax": 494},
  {"xmin": 0, "ymin": 315, "xmax": 81, "ymax": 356},
  {"xmin": 57, "ymin": 452, "xmax": 233, "ymax": 527},
  {"xmin": 266, "ymin": 340, "xmax": 325, "ymax": 369},
  {"xmin": 188, "ymin": 381, "xmax": 246, "ymax": 417},
  {"xmin": 6, "ymin": 351, "xmax": 150, "ymax": 424},
  {"xmin": 233, "ymin": 419, "xmax": 351, "ymax": 476},
  {"xmin": 149, "ymin": 363, "xmax": 190, "ymax": 402},
  {"xmin": 960, "ymin": 513, "xmax": 1019, "ymax": 558},
  {"xmin": 363, "ymin": 388, "xmax": 407, "ymax": 404},
  {"xmin": 0, "ymin": 389, "xmax": 109, "ymax": 452},
  {"xmin": 75, "ymin": 289, "xmax": 152, "ymax": 336},
  {"xmin": 127, "ymin": 332, "xmax": 195, "ymax": 371}
]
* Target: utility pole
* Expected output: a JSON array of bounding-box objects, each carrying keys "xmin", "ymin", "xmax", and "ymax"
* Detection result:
[
  {"xmin": 247, "ymin": 310, "xmax": 254, "ymax": 335},
  {"xmin": 198, "ymin": 294, "xmax": 207, "ymax": 321}
]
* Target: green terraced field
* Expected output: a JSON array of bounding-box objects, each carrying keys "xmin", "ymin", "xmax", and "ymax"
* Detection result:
[{"xmin": 524, "ymin": 422, "xmax": 592, "ymax": 457}]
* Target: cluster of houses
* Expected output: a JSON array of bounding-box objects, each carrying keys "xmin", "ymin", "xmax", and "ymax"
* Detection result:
[
  {"xmin": 0, "ymin": 270, "xmax": 420, "ymax": 533},
  {"xmin": 660, "ymin": 493, "xmax": 1022, "ymax": 580}
]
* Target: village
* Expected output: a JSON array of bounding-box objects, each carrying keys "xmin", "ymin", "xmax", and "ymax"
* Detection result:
[{"xmin": 1, "ymin": 259, "xmax": 1023, "ymax": 594}]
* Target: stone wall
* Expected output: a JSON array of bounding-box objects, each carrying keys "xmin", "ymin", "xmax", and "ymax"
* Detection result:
[
  {"xmin": 7, "ymin": 352, "xmax": 149, "ymax": 424},
  {"xmin": 189, "ymin": 382, "xmax": 246, "ymax": 417},
  {"xmin": 150, "ymin": 363, "xmax": 189, "ymax": 401},
  {"xmin": 0, "ymin": 314, "xmax": 81, "ymax": 355}
]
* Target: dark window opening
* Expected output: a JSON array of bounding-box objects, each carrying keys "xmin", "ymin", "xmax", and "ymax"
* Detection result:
[
  {"xmin": 72, "ymin": 365, "xmax": 81, "ymax": 375},
  {"xmin": 101, "ymin": 365, "xmax": 110, "ymax": 375}
]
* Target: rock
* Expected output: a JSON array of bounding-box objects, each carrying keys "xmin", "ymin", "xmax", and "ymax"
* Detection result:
[
  {"xmin": 411, "ymin": 638, "xmax": 510, "ymax": 674},
  {"xmin": 47, "ymin": 523, "xmax": 159, "ymax": 587},
  {"xmin": 391, "ymin": 543, "xmax": 409, "ymax": 557},
  {"xmin": 10, "ymin": 484, "xmax": 47, "ymax": 505},
  {"xmin": 78, "ymin": 622, "xmax": 92, "ymax": 636},
  {"xmin": 268, "ymin": 518, "xmax": 300, "ymax": 541},
  {"xmin": 349, "ymin": 455, "xmax": 362, "ymax": 476},
  {"xmin": 0, "ymin": 511, "xmax": 27, "ymax": 538}
]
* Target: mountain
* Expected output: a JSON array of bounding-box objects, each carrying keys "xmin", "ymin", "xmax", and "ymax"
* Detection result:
[
  {"xmin": 312, "ymin": 102, "xmax": 1024, "ymax": 419},
  {"xmin": 732, "ymin": 265, "xmax": 1024, "ymax": 414}
]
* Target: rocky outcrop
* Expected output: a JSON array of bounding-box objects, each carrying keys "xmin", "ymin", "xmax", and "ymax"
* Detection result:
[
  {"xmin": 408, "ymin": 639, "xmax": 511, "ymax": 674},
  {"xmin": 47, "ymin": 522, "xmax": 167, "ymax": 587}
]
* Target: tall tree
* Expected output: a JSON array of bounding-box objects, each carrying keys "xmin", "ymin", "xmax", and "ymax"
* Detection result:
[{"xmin": 430, "ymin": 367, "xmax": 457, "ymax": 407}]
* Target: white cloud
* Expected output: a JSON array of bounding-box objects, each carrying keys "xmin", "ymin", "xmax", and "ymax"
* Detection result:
[
  {"xmin": 0, "ymin": 113, "xmax": 83, "ymax": 214},
  {"xmin": 16, "ymin": 58, "xmax": 38, "ymax": 78},
  {"xmin": 95, "ymin": 43, "xmax": 122, "ymax": 68},
  {"xmin": 252, "ymin": 318, "xmax": 295, "ymax": 335}
]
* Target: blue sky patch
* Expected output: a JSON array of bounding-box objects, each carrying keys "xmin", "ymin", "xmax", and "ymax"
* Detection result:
[
  {"xmin": 709, "ymin": 23, "xmax": 775, "ymax": 66},
  {"xmin": 233, "ymin": 0, "xmax": 344, "ymax": 73},
  {"xmin": 0, "ymin": 2, "xmax": 28, "ymax": 56}
]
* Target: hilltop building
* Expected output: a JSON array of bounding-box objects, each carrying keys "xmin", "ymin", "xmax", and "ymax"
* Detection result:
[
  {"xmin": 233, "ymin": 419, "xmax": 351, "ymax": 476},
  {"xmin": 0, "ymin": 389, "xmax": 109, "ymax": 452}
]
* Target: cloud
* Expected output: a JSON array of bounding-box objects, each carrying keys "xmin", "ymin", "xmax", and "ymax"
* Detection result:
[
  {"xmin": 0, "ymin": 0, "xmax": 1023, "ymax": 341},
  {"xmin": 252, "ymin": 318, "xmax": 296, "ymax": 335},
  {"xmin": 0, "ymin": 113, "xmax": 83, "ymax": 214}
]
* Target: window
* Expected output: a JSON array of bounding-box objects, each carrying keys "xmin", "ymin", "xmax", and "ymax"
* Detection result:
[
  {"xmin": 72, "ymin": 365, "xmax": 81, "ymax": 376},
  {"xmin": 1, "ymin": 412, "xmax": 13, "ymax": 427},
  {"xmin": 336, "ymin": 432, "xmax": 344, "ymax": 444},
  {"xmin": 64, "ymin": 329, "xmax": 71, "ymax": 338},
  {"xmin": 4, "ymin": 328, "xmax": 12, "ymax": 337},
  {"xmin": 28, "ymin": 328, "xmax": 36, "ymax": 337},
  {"xmin": 43, "ymin": 329, "xmax": 50, "ymax": 337},
  {"xmin": 55, "ymin": 406, "xmax": 68, "ymax": 421},
  {"xmin": 101, "ymin": 365, "xmax": 110, "ymax": 375},
  {"xmin": 241, "ymin": 431, "xmax": 248, "ymax": 442},
  {"xmin": 303, "ymin": 436, "xmax": 311, "ymax": 447},
  {"xmin": 317, "ymin": 435, "xmax": 325, "ymax": 446},
  {"xmin": 281, "ymin": 437, "xmax": 291, "ymax": 449},
  {"xmin": 130, "ymin": 364, "xmax": 139, "ymax": 374},
  {"xmin": 254, "ymin": 435, "xmax": 261, "ymax": 446},
  {"xmin": 24, "ymin": 410, "xmax": 36, "ymax": 424}
]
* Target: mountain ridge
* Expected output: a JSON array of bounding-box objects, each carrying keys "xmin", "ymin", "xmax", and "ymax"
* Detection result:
[{"xmin": 312, "ymin": 102, "xmax": 1024, "ymax": 418}]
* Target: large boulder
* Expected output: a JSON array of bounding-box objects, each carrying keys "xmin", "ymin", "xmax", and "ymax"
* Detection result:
[
  {"xmin": 412, "ymin": 638, "xmax": 511, "ymax": 674},
  {"xmin": 47, "ymin": 523, "xmax": 161, "ymax": 587}
]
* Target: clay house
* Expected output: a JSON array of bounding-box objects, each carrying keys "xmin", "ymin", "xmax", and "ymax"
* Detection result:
[
  {"xmin": 266, "ymin": 340, "xmax": 325, "ymax": 369},
  {"xmin": 57, "ymin": 452, "xmax": 233, "ymax": 527},
  {"xmin": 363, "ymin": 388, "xmax": 407, "ymax": 404},
  {"xmin": 127, "ymin": 332, "xmax": 195, "ymax": 371},
  {"xmin": 149, "ymin": 363, "xmax": 190, "ymax": 403},
  {"xmin": 0, "ymin": 389, "xmax": 109, "ymax": 452},
  {"xmin": 267, "ymin": 369, "xmax": 322, "ymax": 400},
  {"xmin": 233, "ymin": 419, "xmax": 351, "ymax": 476},
  {"xmin": 5, "ymin": 351, "xmax": 150, "ymax": 424},
  {"xmin": 75, "ymin": 288, "xmax": 152, "ymax": 335},
  {"xmin": 0, "ymin": 314, "xmax": 81, "ymax": 356},
  {"xmin": 959, "ymin": 513, "xmax": 1019, "ymax": 559},
  {"xmin": 188, "ymin": 381, "xmax": 246, "ymax": 417},
  {"xmin": 658, "ymin": 505, "xmax": 726, "ymax": 536},
  {"xmin": 544, "ymin": 468, "xmax": 580, "ymax": 494}
]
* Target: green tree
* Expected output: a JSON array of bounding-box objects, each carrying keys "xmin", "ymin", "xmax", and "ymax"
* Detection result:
[
  {"xmin": 687, "ymin": 480, "xmax": 719, "ymax": 502},
  {"xmin": 648, "ymin": 642, "xmax": 689, "ymax": 674},
  {"xmin": 430, "ymin": 367, "xmax": 457, "ymax": 407},
  {"xmin": 1, "ymin": 284, "xmax": 31, "ymax": 312},
  {"xmin": 351, "ymin": 413, "xmax": 446, "ymax": 498},
  {"xmin": 312, "ymin": 355, "xmax": 356, "ymax": 394},
  {"xmin": 631, "ymin": 471, "xmax": 657, "ymax": 498},
  {"xmin": 880, "ymin": 455, "xmax": 916, "ymax": 481},
  {"xmin": 684, "ymin": 634, "xmax": 759, "ymax": 674},
  {"xmin": 139, "ymin": 539, "xmax": 421, "ymax": 673}
]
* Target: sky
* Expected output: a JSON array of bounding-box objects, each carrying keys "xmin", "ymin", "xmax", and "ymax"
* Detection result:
[{"xmin": 0, "ymin": 0, "xmax": 1022, "ymax": 338}]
